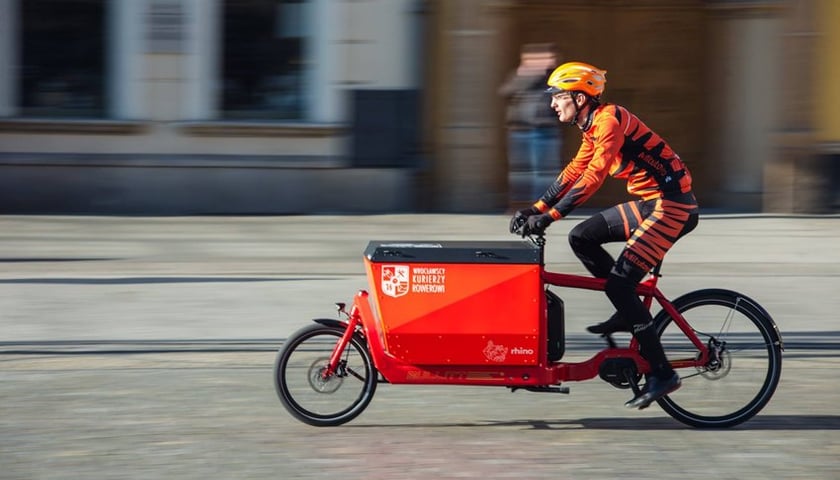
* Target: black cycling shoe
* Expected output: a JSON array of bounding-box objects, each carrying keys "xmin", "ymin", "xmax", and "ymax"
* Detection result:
[
  {"xmin": 624, "ymin": 373, "xmax": 681, "ymax": 410},
  {"xmin": 586, "ymin": 314, "xmax": 631, "ymax": 335}
]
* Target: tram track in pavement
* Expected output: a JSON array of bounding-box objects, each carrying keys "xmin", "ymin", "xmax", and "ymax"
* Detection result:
[{"xmin": 1, "ymin": 331, "xmax": 838, "ymax": 357}]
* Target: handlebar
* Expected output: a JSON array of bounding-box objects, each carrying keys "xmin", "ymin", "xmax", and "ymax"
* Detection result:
[
  {"xmin": 511, "ymin": 214, "xmax": 546, "ymax": 245},
  {"xmin": 511, "ymin": 217, "xmax": 546, "ymax": 253},
  {"xmin": 529, "ymin": 233, "xmax": 546, "ymax": 248}
]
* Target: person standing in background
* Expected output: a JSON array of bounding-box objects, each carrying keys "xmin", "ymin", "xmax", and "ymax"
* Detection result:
[{"xmin": 499, "ymin": 43, "xmax": 563, "ymax": 205}]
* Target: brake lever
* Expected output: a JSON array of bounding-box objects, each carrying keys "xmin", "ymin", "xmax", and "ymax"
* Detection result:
[{"xmin": 511, "ymin": 215, "xmax": 528, "ymax": 237}]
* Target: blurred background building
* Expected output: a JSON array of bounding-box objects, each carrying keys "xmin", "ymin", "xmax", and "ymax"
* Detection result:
[{"xmin": 0, "ymin": 0, "xmax": 837, "ymax": 214}]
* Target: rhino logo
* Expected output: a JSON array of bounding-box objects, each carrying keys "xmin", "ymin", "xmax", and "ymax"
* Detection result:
[{"xmin": 483, "ymin": 340, "xmax": 508, "ymax": 363}]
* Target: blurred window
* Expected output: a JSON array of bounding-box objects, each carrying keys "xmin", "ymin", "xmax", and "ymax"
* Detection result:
[
  {"xmin": 222, "ymin": 0, "xmax": 307, "ymax": 120},
  {"xmin": 21, "ymin": 0, "xmax": 106, "ymax": 118}
]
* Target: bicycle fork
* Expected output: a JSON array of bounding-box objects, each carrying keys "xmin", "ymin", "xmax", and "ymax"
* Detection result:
[{"xmin": 322, "ymin": 302, "xmax": 362, "ymax": 379}]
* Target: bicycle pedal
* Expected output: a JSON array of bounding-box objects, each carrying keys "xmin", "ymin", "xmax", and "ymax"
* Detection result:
[{"xmin": 602, "ymin": 334, "xmax": 618, "ymax": 349}]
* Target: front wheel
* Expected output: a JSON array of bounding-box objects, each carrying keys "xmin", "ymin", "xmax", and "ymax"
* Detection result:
[
  {"xmin": 654, "ymin": 289, "xmax": 783, "ymax": 428},
  {"xmin": 274, "ymin": 323, "xmax": 378, "ymax": 426}
]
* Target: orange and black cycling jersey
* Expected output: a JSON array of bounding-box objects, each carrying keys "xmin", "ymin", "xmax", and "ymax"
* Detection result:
[{"xmin": 535, "ymin": 103, "xmax": 693, "ymax": 219}]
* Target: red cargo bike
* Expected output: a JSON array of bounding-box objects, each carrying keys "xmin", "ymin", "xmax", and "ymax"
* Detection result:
[{"xmin": 273, "ymin": 234, "xmax": 783, "ymax": 428}]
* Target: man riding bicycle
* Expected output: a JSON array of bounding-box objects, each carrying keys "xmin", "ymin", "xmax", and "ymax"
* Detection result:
[{"xmin": 510, "ymin": 61, "xmax": 699, "ymax": 410}]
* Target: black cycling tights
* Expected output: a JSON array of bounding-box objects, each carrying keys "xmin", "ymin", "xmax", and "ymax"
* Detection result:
[{"xmin": 568, "ymin": 197, "xmax": 699, "ymax": 378}]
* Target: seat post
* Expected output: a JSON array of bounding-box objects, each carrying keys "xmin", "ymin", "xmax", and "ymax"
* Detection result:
[{"xmin": 651, "ymin": 262, "xmax": 663, "ymax": 278}]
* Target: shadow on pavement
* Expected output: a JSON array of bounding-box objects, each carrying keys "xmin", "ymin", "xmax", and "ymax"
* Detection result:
[{"xmin": 350, "ymin": 415, "xmax": 840, "ymax": 431}]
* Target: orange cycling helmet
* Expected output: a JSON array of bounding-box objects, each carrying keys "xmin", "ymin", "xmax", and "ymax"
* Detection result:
[{"xmin": 546, "ymin": 62, "xmax": 607, "ymax": 98}]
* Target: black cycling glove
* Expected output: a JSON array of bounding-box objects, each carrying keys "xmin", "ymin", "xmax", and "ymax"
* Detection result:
[
  {"xmin": 522, "ymin": 213, "xmax": 554, "ymax": 236},
  {"xmin": 509, "ymin": 206, "xmax": 539, "ymax": 234}
]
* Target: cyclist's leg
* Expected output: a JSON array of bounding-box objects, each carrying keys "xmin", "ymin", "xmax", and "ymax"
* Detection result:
[
  {"xmin": 568, "ymin": 201, "xmax": 645, "ymax": 279},
  {"xmin": 605, "ymin": 197, "xmax": 699, "ymax": 407},
  {"xmin": 606, "ymin": 197, "xmax": 698, "ymax": 371}
]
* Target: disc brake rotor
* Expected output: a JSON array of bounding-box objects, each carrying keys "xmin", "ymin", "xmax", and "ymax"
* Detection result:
[
  {"xmin": 307, "ymin": 357, "xmax": 344, "ymax": 393},
  {"xmin": 697, "ymin": 342, "xmax": 731, "ymax": 380}
]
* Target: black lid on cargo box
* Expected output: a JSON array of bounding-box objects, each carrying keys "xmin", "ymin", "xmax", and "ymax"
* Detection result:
[{"xmin": 365, "ymin": 240, "xmax": 540, "ymax": 264}]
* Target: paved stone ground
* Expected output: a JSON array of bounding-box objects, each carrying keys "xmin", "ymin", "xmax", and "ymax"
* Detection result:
[
  {"xmin": 1, "ymin": 214, "xmax": 839, "ymax": 479},
  {"xmin": 2, "ymin": 350, "xmax": 838, "ymax": 480}
]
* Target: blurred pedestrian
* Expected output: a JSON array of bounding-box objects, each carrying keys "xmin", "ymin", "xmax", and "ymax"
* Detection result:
[
  {"xmin": 499, "ymin": 43, "xmax": 562, "ymax": 205},
  {"xmin": 509, "ymin": 61, "xmax": 699, "ymax": 410}
]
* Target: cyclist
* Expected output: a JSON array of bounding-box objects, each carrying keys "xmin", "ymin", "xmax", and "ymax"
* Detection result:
[{"xmin": 509, "ymin": 61, "xmax": 699, "ymax": 410}]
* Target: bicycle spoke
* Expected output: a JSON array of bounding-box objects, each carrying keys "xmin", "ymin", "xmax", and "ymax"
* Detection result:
[
  {"xmin": 718, "ymin": 299, "xmax": 739, "ymax": 339},
  {"xmin": 679, "ymin": 370, "xmax": 708, "ymax": 381},
  {"xmin": 345, "ymin": 367, "xmax": 366, "ymax": 382},
  {"xmin": 722, "ymin": 343, "xmax": 775, "ymax": 354}
]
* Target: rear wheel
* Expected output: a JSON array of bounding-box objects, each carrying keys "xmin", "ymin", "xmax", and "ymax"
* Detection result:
[
  {"xmin": 274, "ymin": 323, "xmax": 377, "ymax": 426},
  {"xmin": 654, "ymin": 289, "xmax": 783, "ymax": 428}
]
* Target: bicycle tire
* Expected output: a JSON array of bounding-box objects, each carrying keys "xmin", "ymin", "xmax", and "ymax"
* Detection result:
[
  {"xmin": 274, "ymin": 323, "xmax": 378, "ymax": 426},
  {"xmin": 652, "ymin": 289, "xmax": 783, "ymax": 428}
]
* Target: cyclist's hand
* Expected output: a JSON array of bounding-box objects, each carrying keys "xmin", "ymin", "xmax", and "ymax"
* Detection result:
[
  {"xmin": 509, "ymin": 206, "xmax": 539, "ymax": 234},
  {"xmin": 522, "ymin": 213, "xmax": 554, "ymax": 237}
]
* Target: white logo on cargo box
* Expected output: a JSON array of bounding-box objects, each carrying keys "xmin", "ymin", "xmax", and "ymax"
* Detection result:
[
  {"xmin": 411, "ymin": 266, "xmax": 446, "ymax": 294},
  {"xmin": 483, "ymin": 340, "xmax": 508, "ymax": 362},
  {"xmin": 381, "ymin": 265, "xmax": 410, "ymax": 298}
]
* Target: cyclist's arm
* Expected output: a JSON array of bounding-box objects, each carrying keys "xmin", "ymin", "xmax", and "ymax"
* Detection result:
[
  {"xmin": 533, "ymin": 140, "xmax": 592, "ymax": 211},
  {"xmin": 535, "ymin": 114, "xmax": 623, "ymax": 219}
]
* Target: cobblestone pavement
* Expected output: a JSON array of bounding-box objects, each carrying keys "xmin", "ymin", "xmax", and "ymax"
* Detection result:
[
  {"xmin": 2, "ymin": 348, "xmax": 838, "ymax": 480},
  {"xmin": 1, "ymin": 214, "xmax": 839, "ymax": 479}
]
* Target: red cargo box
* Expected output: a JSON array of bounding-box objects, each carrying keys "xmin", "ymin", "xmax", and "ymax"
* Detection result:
[{"xmin": 364, "ymin": 241, "xmax": 543, "ymax": 366}]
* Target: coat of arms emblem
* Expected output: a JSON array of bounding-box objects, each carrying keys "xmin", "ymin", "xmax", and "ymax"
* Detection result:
[{"xmin": 382, "ymin": 265, "xmax": 409, "ymax": 298}]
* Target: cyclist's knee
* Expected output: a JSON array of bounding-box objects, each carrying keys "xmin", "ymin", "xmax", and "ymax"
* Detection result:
[
  {"xmin": 679, "ymin": 212, "xmax": 700, "ymax": 239},
  {"xmin": 568, "ymin": 222, "xmax": 593, "ymax": 252}
]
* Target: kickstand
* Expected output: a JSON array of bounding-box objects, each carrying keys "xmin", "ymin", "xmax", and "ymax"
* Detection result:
[{"xmin": 601, "ymin": 333, "xmax": 617, "ymax": 349}]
